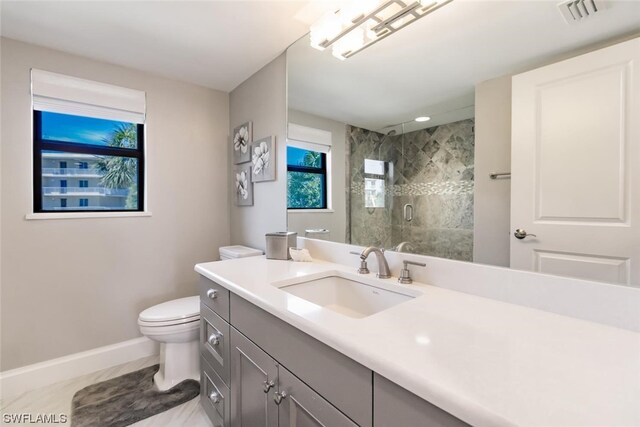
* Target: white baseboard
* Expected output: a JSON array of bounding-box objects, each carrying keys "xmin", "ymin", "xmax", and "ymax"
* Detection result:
[{"xmin": 0, "ymin": 337, "xmax": 159, "ymax": 399}]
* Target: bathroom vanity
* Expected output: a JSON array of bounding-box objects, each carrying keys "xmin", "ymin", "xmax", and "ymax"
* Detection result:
[{"xmin": 195, "ymin": 256, "xmax": 640, "ymax": 427}]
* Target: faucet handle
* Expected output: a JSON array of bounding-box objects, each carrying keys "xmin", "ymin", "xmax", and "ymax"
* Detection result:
[
  {"xmin": 349, "ymin": 251, "xmax": 369, "ymax": 274},
  {"xmin": 404, "ymin": 260, "xmax": 426, "ymax": 268},
  {"xmin": 398, "ymin": 260, "xmax": 426, "ymax": 284}
]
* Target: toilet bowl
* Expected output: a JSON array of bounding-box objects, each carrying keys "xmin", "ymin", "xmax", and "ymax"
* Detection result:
[{"xmin": 138, "ymin": 296, "xmax": 200, "ymax": 391}]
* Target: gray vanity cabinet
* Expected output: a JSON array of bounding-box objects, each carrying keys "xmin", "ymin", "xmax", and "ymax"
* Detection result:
[
  {"xmin": 277, "ymin": 365, "xmax": 358, "ymax": 427},
  {"xmin": 373, "ymin": 374, "xmax": 469, "ymax": 427},
  {"xmin": 199, "ymin": 276, "xmax": 467, "ymax": 427},
  {"xmin": 230, "ymin": 328, "xmax": 279, "ymax": 427},
  {"xmin": 230, "ymin": 327, "xmax": 357, "ymax": 427}
]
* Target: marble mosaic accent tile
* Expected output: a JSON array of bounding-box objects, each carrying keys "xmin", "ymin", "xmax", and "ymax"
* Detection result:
[{"xmin": 350, "ymin": 181, "xmax": 474, "ymax": 196}]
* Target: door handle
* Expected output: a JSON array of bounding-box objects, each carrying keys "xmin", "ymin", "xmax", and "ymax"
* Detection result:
[
  {"xmin": 403, "ymin": 204, "xmax": 413, "ymax": 222},
  {"xmin": 514, "ymin": 229, "xmax": 537, "ymax": 239}
]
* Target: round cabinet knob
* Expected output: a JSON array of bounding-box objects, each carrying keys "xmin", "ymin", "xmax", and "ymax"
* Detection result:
[
  {"xmin": 206, "ymin": 289, "xmax": 217, "ymax": 300},
  {"xmin": 263, "ymin": 380, "xmax": 275, "ymax": 393},
  {"xmin": 209, "ymin": 391, "xmax": 221, "ymax": 404},
  {"xmin": 273, "ymin": 391, "xmax": 287, "ymax": 405},
  {"xmin": 208, "ymin": 332, "xmax": 222, "ymax": 346},
  {"xmin": 514, "ymin": 229, "xmax": 537, "ymax": 240}
]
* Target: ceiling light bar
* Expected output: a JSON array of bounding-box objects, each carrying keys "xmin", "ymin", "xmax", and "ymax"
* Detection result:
[{"xmin": 310, "ymin": 0, "xmax": 453, "ymax": 60}]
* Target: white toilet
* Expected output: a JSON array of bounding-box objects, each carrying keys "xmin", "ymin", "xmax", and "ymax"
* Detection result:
[{"xmin": 138, "ymin": 296, "xmax": 200, "ymax": 391}]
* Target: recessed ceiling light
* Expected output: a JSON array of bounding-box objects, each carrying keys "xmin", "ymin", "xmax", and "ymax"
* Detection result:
[{"xmin": 415, "ymin": 116, "xmax": 430, "ymax": 122}]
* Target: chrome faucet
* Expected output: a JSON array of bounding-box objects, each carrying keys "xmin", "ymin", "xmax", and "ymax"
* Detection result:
[{"xmin": 360, "ymin": 247, "xmax": 392, "ymax": 279}]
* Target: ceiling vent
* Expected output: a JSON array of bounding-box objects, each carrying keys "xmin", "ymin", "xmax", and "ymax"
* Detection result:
[{"xmin": 558, "ymin": 0, "xmax": 602, "ymax": 23}]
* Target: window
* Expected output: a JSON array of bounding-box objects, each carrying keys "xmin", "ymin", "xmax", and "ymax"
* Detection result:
[
  {"xmin": 34, "ymin": 112, "xmax": 144, "ymax": 212},
  {"xmin": 287, "ymin": 146, "xmax": 327, "ymax": 209},
  {"xmin": 31, "ymin": 69, "xmax": 146, "ymax": 213}
]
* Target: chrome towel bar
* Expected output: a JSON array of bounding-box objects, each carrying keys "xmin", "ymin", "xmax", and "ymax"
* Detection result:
[{"xmin": 489, "ymin": 172, "xmax": 511, "ymax": 179}]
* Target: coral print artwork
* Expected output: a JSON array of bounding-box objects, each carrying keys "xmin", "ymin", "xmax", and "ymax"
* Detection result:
[
  {"xmin": 251, "ymin": 136, "xmax": 276, "ymax": 182},
  {"xmin": 234, "ymin": 163, "xmax": 253, "ymax": 206},
  {"xmin": 233, "ymin": 121, "xmax": 252, "ymax": 164}
]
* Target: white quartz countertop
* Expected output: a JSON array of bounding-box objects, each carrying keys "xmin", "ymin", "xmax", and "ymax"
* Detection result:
[{"xmin": 195, "ymin": 257, "xmax": 640, "ymax": 427}]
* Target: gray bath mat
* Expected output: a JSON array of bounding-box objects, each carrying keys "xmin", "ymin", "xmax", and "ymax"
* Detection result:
[{"xmin": 71, "ymin": 364, "xmax": 199, "ymax": 427}]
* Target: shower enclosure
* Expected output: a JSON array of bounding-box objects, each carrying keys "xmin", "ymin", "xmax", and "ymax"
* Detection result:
[{"xmin": 347, "ymin": 118, "xmax": 475, "ymax": 261}]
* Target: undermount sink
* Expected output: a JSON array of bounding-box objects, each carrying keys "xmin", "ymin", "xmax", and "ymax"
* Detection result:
[{"xmin": 274, "ymin": 272, "xmax": 419, "ymax": 319}]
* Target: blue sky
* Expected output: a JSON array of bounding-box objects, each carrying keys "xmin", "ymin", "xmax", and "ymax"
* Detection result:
[
  {"xmin": 41, "ymin": 111, "xmax": 128, "ymax": 146},
  {"xmin": 287, "ymin": 146, "xmax": 321, "ymax": 167}
]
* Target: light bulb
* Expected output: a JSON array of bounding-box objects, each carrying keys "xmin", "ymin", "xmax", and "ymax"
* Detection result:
[{"xmin": 415, "ymin": 116, "xmax": 431, "ymax": 122}]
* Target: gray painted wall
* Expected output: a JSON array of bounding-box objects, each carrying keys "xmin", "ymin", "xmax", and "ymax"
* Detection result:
[
  {"xmin": 0, "ymin": 38, "xmax": 230, "ymax": 370},
  {"xmin": 473, "ymin": 75, "xmax": 512, "ymax": 267},
  {"xmin": 229, "ymin": 54, "xmax": 287, "ymax": 251},
  {"xmin": 287, "ymin": 109, "xmax": 347, "ymax": 243}
]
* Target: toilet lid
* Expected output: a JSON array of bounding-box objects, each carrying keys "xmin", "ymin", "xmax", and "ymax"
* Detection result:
[{"xmin": 139, "ymin": 296, "xmax": 200, "ymax": 323}]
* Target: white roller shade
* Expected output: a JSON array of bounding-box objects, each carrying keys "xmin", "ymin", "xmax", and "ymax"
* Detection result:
[
  {"xmin": 287, "ymin": 138, "xmax": 331, "ymax": 154},
  {"xmin": 288, "ymin": 123, "xmax": 332, "ymax": 146},
  {"xmin": 287, "ymin": 123, "xmax": 332, "ymax": 153},
  {"xmin": 31, "ymin": 69, "xmax": 146, "ymax": 124}
]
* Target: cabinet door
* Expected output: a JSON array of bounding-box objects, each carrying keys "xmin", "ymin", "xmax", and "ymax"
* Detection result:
[
  {"xmin": 277, "ymin": 366, "xmax": 357, "ymax": 427},
  {"xmin": 230, "ymin": 328, "xmax": 279, "ymax": 427}
]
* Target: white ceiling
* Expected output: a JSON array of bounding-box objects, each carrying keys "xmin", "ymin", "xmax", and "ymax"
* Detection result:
[
  {"xmin": 0, "ymin": 0, "xmax": 313, "ymax": 92},
  {"xmin": 287, "ymin": 0, "xmax": 640, "ymax": 133}
]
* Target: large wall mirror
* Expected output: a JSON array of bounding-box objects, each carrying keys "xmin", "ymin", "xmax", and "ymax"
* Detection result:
[{"xmin": 286, "ymin": 0, "xmax": 640, "ymax": 286}]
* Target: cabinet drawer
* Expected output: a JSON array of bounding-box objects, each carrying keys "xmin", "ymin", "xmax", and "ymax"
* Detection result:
[
  {"xmin": 230, "ymin": 294, "xmax": 372, "ymax": 427},
  {"xmin": 199, "ymin": 276, "xmax": 230, "ymax": 321},
  {"xmin": 278, "ymin": 365, "xmax": 358, "ymax": 427},
  {"xmin": 201, "ymin": 357, "xmax": 231, "ymax": 427},
  {"xmin": 201, "ymin": 303, "xmax": 231, "ymax": 386}
]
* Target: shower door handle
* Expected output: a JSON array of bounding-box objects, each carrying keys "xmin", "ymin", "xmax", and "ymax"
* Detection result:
[{"xmin": 403, "ymin": 204, "xmax": 413, "ymax": 222}]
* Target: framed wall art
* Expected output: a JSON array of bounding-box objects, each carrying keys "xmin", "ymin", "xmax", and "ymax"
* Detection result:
[
  {"xmin": 234, "ymin": 163, "xmax": 253, "ymax": 206},
  {"xmin": 232, "ymin": 121, "xmax": 252, "ymax": 164},
  {"xmin": 251, "ymin": 136, "xmax": 276, "ymax": 182}
]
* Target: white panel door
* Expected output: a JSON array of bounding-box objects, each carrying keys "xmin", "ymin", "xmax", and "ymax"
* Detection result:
[{"xmin": 511, "ymin": 37, "xmax": 640, "ymax": 286}]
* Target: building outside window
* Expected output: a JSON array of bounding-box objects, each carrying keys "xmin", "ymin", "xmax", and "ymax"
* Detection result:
[
  {"xmin": 31, "ymin": 69, "xmax": 146, "ymax": 213},
  {"xmin": 287, "ymin": 146, "xmax": 327, "ymax": 209}
]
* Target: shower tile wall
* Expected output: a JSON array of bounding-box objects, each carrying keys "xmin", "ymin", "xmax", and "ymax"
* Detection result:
[{"xmin": 348, "ymin": 119, "xmax": 475, "ymax": 261}]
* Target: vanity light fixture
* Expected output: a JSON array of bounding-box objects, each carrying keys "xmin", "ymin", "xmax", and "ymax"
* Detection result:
[
  {"xmin": 310, "ymin": 0, "xmax": 453, "ymax": 60},
  {"xmin": 414, "ymin": 116, "xmax": 431, "ymax": 122}
]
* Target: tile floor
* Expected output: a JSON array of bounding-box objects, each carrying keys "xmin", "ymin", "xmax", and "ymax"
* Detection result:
[{"xmin": 0, "ymin": 356, "xmax": 210, "ymax": 426}]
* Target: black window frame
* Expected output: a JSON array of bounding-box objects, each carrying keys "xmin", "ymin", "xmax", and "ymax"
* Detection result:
[
  {"xmin": 287, "ymin": 149, "xmax": 328, "ymax": 210},
  {"xmin": 33, "ymin": 110, "xmax": 145, "ymax": 213}
]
